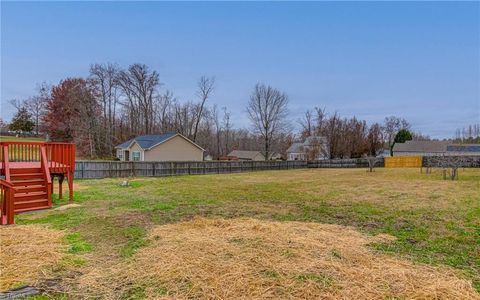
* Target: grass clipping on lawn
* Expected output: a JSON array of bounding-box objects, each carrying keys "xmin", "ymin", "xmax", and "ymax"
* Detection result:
[
  {"xmin": 0, "ymin": 225, "xmax": 64, "ymax": 291},
  {"xmin": 80, "ymin": 218, "xmax": 479, "ymax": 299}
]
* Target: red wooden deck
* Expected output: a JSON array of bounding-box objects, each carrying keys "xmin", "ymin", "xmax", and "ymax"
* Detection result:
[{"xmin": 0, "ymin": 142, "xmax": 75, "ymax": 224}]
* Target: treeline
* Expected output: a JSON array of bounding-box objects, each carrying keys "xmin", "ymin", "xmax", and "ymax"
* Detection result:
[
  {"xmin": 297, "ymin": 109, "xmax": 411, "ymax": 158},
  {"xmin": 4, "ymin": 63, "xmax": 294, "ymax": 158},
  {"xmin": 454, "ymin": 124, "xmax": 480, "ymax": 143},
  {"xmin": 3, "ymin": 62, "xmax": 436, "ymax": 159}
]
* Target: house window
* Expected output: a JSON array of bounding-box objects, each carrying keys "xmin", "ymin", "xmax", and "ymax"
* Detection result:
[
  {"xmin": 117, "ymin": 149, "xmax": 123, "ymax": 160},
  {"xmin": 132, "ymin": 151, "xmax": 141, "ymax": 161}
]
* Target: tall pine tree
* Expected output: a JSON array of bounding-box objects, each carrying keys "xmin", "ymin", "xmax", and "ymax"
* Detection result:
[{"xmin": 9, "ymin": 106, "xmax": 34, "ymax": 133}]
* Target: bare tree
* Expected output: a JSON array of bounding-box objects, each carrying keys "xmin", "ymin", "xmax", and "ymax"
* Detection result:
[
  {"xmin": 192, "ymin": 76, "xmax": 215, "ymax": 142},
  {"xmin": 324, "ymin": 112, "xmax": 341, "ymax": 159},
  {"xmin": 305, "ymin": 137, "xmax": 325, "ymax": 160},
  {"xmin": 454, "ymin": 123, "xmax": 480, "ymax": 143},
  {"xmin": 383, "ymin": 116, "xmax": 410, "ymax": 156},
  {"xmin": 367, "ymin": 123, "xmax": 383, "ymax": 156},
  {"xmin": 211, "ymin": 105, "xmax": 221, "ymax": 158},
  {"xmin": 156, "ymin": 90, "xmax": 175, "ymax": 132},
  {"xmin": 425, "ymin": 156, "xmax": 474, "ymax": 180},
  {"xmin": 222, "ymin": 107, "xmax": 232, "ymax": 155},
  {"xmin": 90, "ymin": 63, "xmax": 120, "ymax": 154},
  {"xmin": 314, "ymin": 107, "xmax": 327, "ymax": 135},
  {"xmin": 8, "ymin": 99, "xmax": 24, "ymax": 111},
  {"xmin": 25, "ymin": 96, "xmax": 47, "ymax": 136},
  {"xmin": 298, "ymin": 110, "xmax": 314, "ymax": 138},
  {"xmin": 365, "ymin": 157, "xmax": 381, "ymax": 172},
  {"xmin": 116, "ymin": 64, "xmax": 160, "ymax": 135},
  {"xmin": 247, "ymin": 84, "xmax": 289, "ymax": 160}
]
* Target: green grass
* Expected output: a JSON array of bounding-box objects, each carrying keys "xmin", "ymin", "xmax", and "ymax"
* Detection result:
[
  {"xmin": 14, "ymin": 168, "xmax": 480, "ymax": 294},
  {"xmin": 64, "ymin": 233, "xmax": 93, "ymax": 254},
  {"xmin": 120, "ymin": 226, "xmax": 148, "ymax": 258},
  {"xmin": 0, "ymin": 135, "xmax": 44, "ymax": 142}
]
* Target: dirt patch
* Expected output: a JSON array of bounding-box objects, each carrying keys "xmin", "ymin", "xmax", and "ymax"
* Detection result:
[
  {"xmin": 73, "ymin": 182, "xmax": 87, "ymax": 191},
  {"xmin": 0, "ymin": 225, "xmax": 65, "ymax": 291},
  {"xmin": 53, "ymin": 204, "xmax": 82, "ymax": 211},
  {"xmin": 77, "ymin": 218, "xmax": 479, "ymax": 299}
]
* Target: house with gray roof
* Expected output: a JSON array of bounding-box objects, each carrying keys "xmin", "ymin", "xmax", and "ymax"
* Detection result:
[
  {"xmin": 287, "ymin": 136, "xmax": 329, "ymax": 160},
  {"xmin": 115, "ymin": 133, "xmax": 204, "ymax": 161},
  {"xmin": 226, "ymin": 150, "xmax": 282, "ymax": 161},
  {"xmin": 227, "ymin": 150, "xmax": 265, "ymax": 161},
  {"xmin": 392, "ymin": 141, "xmax": 480, "ymax": 156}
]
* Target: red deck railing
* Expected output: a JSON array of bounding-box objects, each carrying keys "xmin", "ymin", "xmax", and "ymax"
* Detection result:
[
  {"xmin": 0, "ymin": 179, "xmax": 15, "ymax": 225},
  {"xmin": 0, "ymin": 142, "xmax": 75, "ymax": 168},
  {"xmin": 47, "ymin": 143, "xmax": 76, "ymax": 173}
]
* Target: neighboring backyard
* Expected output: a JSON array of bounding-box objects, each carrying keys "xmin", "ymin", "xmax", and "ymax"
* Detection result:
[{"xmin": 2, "ymin": 168, "xmax": 479, "ymax": 299}]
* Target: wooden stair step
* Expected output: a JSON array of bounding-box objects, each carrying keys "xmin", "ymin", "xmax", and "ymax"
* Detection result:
[
  {"xmin": 15, "ymin": 185, "xmax": 47, "ymax": 193},
  {"xmin": 10, "ymin": 168, "xmax": 42, "ymax": 174},
  {"xmin": 15, "ymin": 198, "xmax": 49, "ymax": 205},
  {"xmin": 14, "ymin": 191, "xmax": 48, "ymax": 201},
  {"xmin": 11, "ymin": 173, "xmax": 44, "ymax": 180},
  {"xmin": 12, "ymin": 178, "xmax": 45, "ymax": 185}
]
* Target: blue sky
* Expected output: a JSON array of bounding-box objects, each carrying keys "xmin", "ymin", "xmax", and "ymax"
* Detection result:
[{"xmin": 1, "ymin": 1, "xmax": 479, "ymax": 138}]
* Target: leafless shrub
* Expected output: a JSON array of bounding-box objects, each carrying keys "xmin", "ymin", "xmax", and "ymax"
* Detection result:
[
  {"xmin": 424, "ymin": 156, "xmax": 475, "ymax": 180},
  {"xmin": 365, "ymin": 157, "xmax": 381, "ymax": 172}
]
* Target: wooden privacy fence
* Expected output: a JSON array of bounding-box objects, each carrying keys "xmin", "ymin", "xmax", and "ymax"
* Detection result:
[
  {"xmin": 73, "ymin": 156, "xmax": 478, "ymax": 179},
  {"xmin": 74, "ymin": 160, "xmax": 308, "ymax": 179},
  {"xmin": 308, "ymin": 158, "xmax": 384, "ymax": 168},
  {"xmin": 423, "ymin": 155, "xmax": 480, "ymax": 168},
  {"xmin": 384, "ymin": 156, "xmax": 422, "ymax": 168}
]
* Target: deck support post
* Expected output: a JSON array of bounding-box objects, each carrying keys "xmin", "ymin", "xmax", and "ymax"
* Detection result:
[
  {"xmin": 58, "ymin": 175, "xmax": 64, "ymax": 199},
  {"xmin": 68, "ymin": 172, "xmax": 73, "ymax": 203}
]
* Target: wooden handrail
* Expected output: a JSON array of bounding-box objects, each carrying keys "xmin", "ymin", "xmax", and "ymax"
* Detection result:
[
  {"xmin": 3, "ymin": 145, "xmax": 10, "ymax": 181},
  {"xmin": 40, "ymin": 146, "xmax": 53, "ymax": 207},
  {"xmin": 0, "ymin": 179, "xmax": 15, "ymax": 225},
  {"xmin": 0, "ymin": 179, "xmax": 14, "ymax": 188},
  {"xmin": 40, "ymin": 146, "xmax": 52, "ymax": 184}
]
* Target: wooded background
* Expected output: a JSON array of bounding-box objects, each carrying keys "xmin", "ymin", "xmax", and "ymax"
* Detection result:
[{"xmin": 3, "ymin": 63, "xmax": 479, "ymax": 160}]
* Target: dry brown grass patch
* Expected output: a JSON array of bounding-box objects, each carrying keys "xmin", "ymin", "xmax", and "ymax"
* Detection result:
[
  {"xmin": 78, "ymin": 218, "xmax": 479, "ymax": 299},
  {"xmin": 0, "ymin": 225, "xmax": 64, "ymax": 291}
]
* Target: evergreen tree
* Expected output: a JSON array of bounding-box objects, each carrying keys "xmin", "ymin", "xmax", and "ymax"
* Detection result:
[
  {"xmin": 9, "ymin": 106, "xmax": 34, "ymax": 133},
  {"xmin": 390, "ymin": 128, "xmax": 413, "ymax": 155},
  {"xmin": 394, "ymin": 128, "xmax": 413, "ymax": 143}
]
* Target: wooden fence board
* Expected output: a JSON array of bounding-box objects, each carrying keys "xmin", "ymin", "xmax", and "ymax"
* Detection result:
[
  {"xmin": 73, "ymin": 156, "xmax": 477, "ymax": 179},
  {"xmin": 74, "ymin": 160, "xmax": 308, "ymax": 179},
  {"xmin": 385, "ymin": 156, "xmax": 422, "ymax": 168}
]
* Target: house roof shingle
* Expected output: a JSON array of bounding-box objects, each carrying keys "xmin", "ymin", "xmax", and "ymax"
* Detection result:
[
  {"xmin": 287, "ymin": 136, "xmax": 327, "ymax": 153},
  {"xmin": 446, "ymin": 144, "xmax": 480, "ymax": 153},
  {"xmin": 286, "ymin": 143, "xmax": 304, "ymax": 153},
  {"xmin": 115, "ymin": 133, "xmax": 177, "ymax": 150},
  {"xmin": 228, "ymin": 150, "xmax": 264, "ymax": 160},
  {"xmin": 392, "ymin": 140, "xmax": 449, "ymax": 153}
]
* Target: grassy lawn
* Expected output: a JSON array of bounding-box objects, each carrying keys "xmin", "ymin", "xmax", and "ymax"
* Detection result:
[
  {"xmin": 7, "ymin": 168, "xmax": 480, "ymax": 298},
  {"xmin": 0, "ymin": 135, "xmax": 44, "ymax": 142}
]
